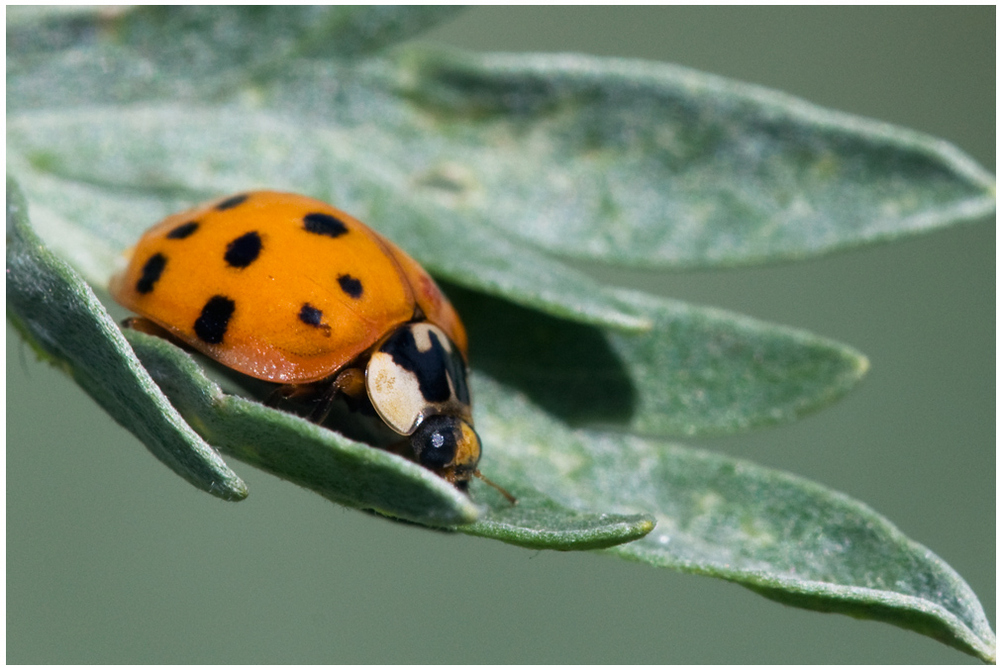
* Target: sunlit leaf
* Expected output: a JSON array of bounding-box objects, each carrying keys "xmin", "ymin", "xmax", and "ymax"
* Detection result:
[{"xmin": 389, "ymin": 47, "xmax": 996, "ymax": 268}]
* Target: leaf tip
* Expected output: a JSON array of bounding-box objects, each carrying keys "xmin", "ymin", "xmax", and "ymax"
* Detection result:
[
  {"xmin": 211, "ymin": 478, "xmax": 250, "ymax": 502},
  {"xmin": 853, "ymin": 351, "xmax": 871, "ymax": 379},
  {"xmin": 636, "ymin": 516, "xmax": 657, "ymax": 535}
]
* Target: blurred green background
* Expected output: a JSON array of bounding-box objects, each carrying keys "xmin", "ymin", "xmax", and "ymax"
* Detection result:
[{"xmin": 7, "ymin": 7, "xmax": 994, "ymax": 663}]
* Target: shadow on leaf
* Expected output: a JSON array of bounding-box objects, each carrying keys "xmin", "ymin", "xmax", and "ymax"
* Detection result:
[{"xmin": 443, "ymin": 281, "xmax": 636, "ymax": 428}]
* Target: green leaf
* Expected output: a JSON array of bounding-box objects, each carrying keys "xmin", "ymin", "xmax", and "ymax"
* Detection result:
[
  {"xmin": 389, "ymin": 47, "xmax": 996, "ymax": 268},
  {"xmin": 116, "ymin": 6, "xmax": 465, "ymax": 65},
  {"xmin": 7, "ymin": 6, "xmax": 463, "ymax": 75},
  {"xmin": 6, "ymin": 186, "xmax": 992, "ymax": 655},
  {"xmin": 5, "ymin": 8, "xmax": 993, "ymax": 660},
  {"xmin": 7, "ymin": 108, "xmax": 868, "ymax": 438},
  {"xmin": 93, "ymin": 299, "xmax": 654, "ymax": 543},
  {"xmin": 461, "ymin": 494, "xmax": 655, "ymax": 551},
  {"xmin": 10, "ymin": 6, "xmax": 994, "ymax": 326},
  {"xmin": 449, "ymin": 284, "xmax": 868, "ymax": 437},
  {"xmin": 468, "ymin": 375, "xmax": 997, "ymax": 663},
  {"xmin": 5, "ymin": 177, "xmax": 248, "ymax": 502}
]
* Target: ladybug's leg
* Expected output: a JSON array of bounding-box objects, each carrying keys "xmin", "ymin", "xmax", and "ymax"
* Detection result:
[
  {"xmin": 121, "ymin": 316, "xmax": 201, "ymax": 355},
  {"xmin": 121, "ymin": 316, "xmax": 174, "ymax": 339},
  {"xmin": 264, "ymin": 384, "xmax": 316, "ymax": 408},
  {"xmin": 383, "ymin": 436, "xmax": 413, "ymax": 459},
  {"xmin": 309, "ymin": 367, "xmax": 366, "ymax": 424}
]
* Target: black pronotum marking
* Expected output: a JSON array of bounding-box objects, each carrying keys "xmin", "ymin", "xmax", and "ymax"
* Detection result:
[
  {"xmin": 224, "ymin": 231, "xmax": 262, "ymax": 268},
  {"xmin": 302, "ymin": 212, "xmax": 348, "ymax": 238},
  {"xmin": 216, "ymin": 193, "xmax": 249, "ymax": 211},
  {"xmin": 380, "ymin": 327, "xmax": 469, "ymax": 404},
  {"xmin": 337, "ymin": 274, "xmax": 363, "ymax": 299},
  {"xmin": 166, "ymin": 221, "xmax": 200, "ymax": 239},
  {"xmin": 136, "ymin": 253, "xmax": 167, "ymax": 294},
  {"xmin": 194, "ymin": 295, "xmax": 235, "ymax": 344}
]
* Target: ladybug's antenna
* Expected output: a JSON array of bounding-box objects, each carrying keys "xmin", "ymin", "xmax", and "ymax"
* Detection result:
[{"xmin": 474, "ymin": 470, "xmax": 517, "ymax": 505}]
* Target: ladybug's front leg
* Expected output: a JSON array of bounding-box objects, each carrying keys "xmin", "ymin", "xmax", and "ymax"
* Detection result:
[
  {"xmin": 265, "ymin": 367, "xmax": 365, "ymax": 423},
  {"xmin": 308, "ymin": 367, "xmax": 366, "ymax": 424},
  {"xmin": 120, "ymin": 316, "xmax": 185, "ymax": 345},
  {"xmin": 263, "ymin": 383, "xmax": 316, "ymax": 407}
]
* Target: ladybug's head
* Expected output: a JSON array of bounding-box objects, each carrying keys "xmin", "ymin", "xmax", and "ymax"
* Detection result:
[
  {"xmin": 366, "ymin": 322, "xmax": 478, "ymax": 485},
  {"xmin": 408, "ymin": 415, "xmax": 481, "ymax": 488},
  {"xmin": 365, "ymin": 322, "xmax": 515, "ymax": 503}
]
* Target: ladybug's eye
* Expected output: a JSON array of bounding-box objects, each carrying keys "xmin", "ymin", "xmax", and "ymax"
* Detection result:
[{"xmin": 410, "ymin": 416, "xmax": 458, "ymax": 470}]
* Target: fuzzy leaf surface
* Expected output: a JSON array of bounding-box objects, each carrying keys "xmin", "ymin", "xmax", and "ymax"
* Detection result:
[
  {"xmin": 468, "ymin": 375, "xmax": 996, "ymax": 663},
  {"xmin": 5, "ymin": 7, "xmax": 994, "ymax": 659},
  {"xmin": 386, "ymin": 48, "xmax": 996, "ymax": 267},
  {"xmin": 5, "ymin": 178, "xmax": 248, "ymax": 501}
]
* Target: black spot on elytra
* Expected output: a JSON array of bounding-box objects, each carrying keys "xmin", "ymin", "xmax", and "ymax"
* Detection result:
[
  {"xmin": 380, "ymin": 326, "xmax": 469, "ymax": 404},
  {"xmin": 216, "ymin": 193, "xmax": 249, "ymax": 211},
  {"xmin": 299, "ymin": 303, "xmax": 332, "ymax": 336},
  {"xmin": 337, "ymin": 274, "xmax": 363, "ymax": 299},
  {"xmin": 224, "ymin": 231, "xmax": 262, "ymax": 268},
  {"xmin": 299, "ymin": 303, "xmax": 323, "ymax": 326},
  {"xmin": 136, "ymin": 253, "xmax": 167, "ymax": 294},
  {"xmin": 194, "ymin": 295, "xmax": 235, "ymax": 344},
  {"xmin": 303, "ymin": 212, "xmax": 348, "ymax": 238},
  {"xmin": 166, "ymin": 221, "xmax": 199, "ymax": 239}
]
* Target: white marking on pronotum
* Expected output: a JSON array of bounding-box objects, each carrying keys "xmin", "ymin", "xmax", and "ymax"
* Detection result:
[
  {"xmin": 410, "ymin": 322, "xmax": 452, "ymax": 354},
  {"xmin": 366, "ymin": 352, "xmax": 424, "ymax": 435}
]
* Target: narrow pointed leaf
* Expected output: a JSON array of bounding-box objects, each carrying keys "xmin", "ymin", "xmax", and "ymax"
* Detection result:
[
  {"xmin": 9, "ymin": 117, "xmax": 866, "ymax": 438},
  {"xmin": 461, "ymin": 492, "xmax": 655, "ymax": 551},
  {"xmin": 8, "ymin": 176, "xmax": 993, "ymax": 656},
  {"xmin": 5, "ymin": 178, "xmax": 248, "ymax": 501},
  {"xmin": 468, "ymin": 374, "xmax": 996, "ymax": 663},
  {"xmin": 388, "ymin": 48, "xmax": 996, "ymax": 268},
  {"xmin": 118, "ymin": 322, "xmax": 657, "ymax": 544},
  {"xmin": 449, "ymin": 284, "xmax": 868, "ymax": 436},
  {"xmin": 13, "ymin": 8, "xmax": 992, "ymax": 325}
]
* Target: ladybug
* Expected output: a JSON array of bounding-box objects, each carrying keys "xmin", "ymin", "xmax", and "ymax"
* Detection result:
[{"xmin": 110, "ymin": 190, "xmax": 513, "ymax": 501}]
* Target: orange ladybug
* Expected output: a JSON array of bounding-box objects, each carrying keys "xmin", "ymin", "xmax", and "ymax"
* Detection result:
[{"xmin": 110, "ymin": 191, "xmax": 512, "ymax": 500}]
